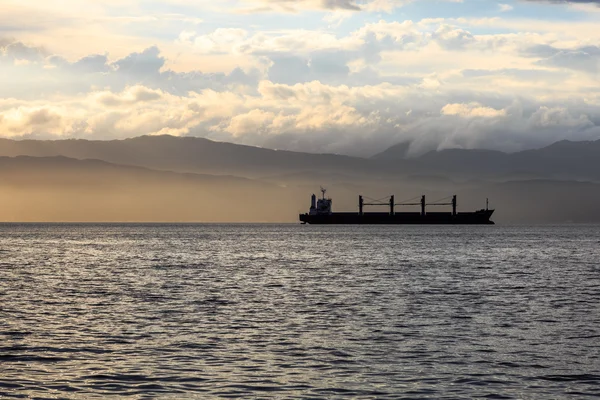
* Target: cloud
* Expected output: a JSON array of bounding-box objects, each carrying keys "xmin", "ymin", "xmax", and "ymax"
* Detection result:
[
  {"xmin": 233, "ymin": 0, "xmax": 404, "ymax": 13},
  {"xmin": 1, "ymin": 41, "xmax": 46, "ymax": 62},
  {"xmin": 441, "ymin": 102, "xmax": 507, "ymax": 118},
  {"xmin": 523, "ymin": 44, "xmax": 600, "ymax": 73},
  {"xmin": 94, "ymin": 86, "xmax": 164, "ymax": 107},
  {"xmin": 1, "ymin": 75, "xmax": 599, "ymax": 156},
  {"xmin": 519, "ymin": 0, "xmax": 600, "ymax": 12},
  {"xmin": 232, "ymin": 0, "xmax": 362, "ymax": 13},
  {"xmin": 522, "ymin": 0, "xmax": 600, "ymax": 4},
  {"xmin": 2, "ymin": 7, "xmax": 600, "ymax": 156},
  {"xmin": 0, "ymin": 39, "xmax": 262, "ymax": 98},
  {"xmin": 232, "ymin": 0, "xmax": 463, "ymax": 13}
]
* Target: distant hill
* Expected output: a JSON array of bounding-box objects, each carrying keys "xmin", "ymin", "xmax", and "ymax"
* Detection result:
[
  {"xmin": 406, "ymin": 148, "xmax": 511, "ymax": 178},
  {"xmin": 1, "ymin": 155, "xmax": 600, "ymax": 223},
  {"xmin": 0, "ymin": 135, "xmax": 373, "ymax": 178},
  {"xmin": 370, "ymin": 141, "xmax": 411, "ymax": 161},
  {"xmin": 373, "ymin": 139, "xmax": 600, "ymax": 181},
  {"xmin": 0, "ymin": 155, "xmax": 256, "ymax": 186},
  {"xmin": 0, "ymin": 156, "xmax": 301, "ymax": 222},
  {"xmin": 508, "ymin": 139, "xmax": 600, "ymax": 180},
  {"xmin": 1, "ymin": 135, "xmax": 600, "ymax": 183}
]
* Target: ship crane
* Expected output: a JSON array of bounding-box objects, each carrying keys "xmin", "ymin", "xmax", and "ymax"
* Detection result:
[
  {"xmin": 359, "ymin": 194, "xmax": 458, "ymax": 216},
  {"xmin": 424, "ymin": 195, "xmax": 458, "ymax": 217},
  {"xmin": 395, "ymin": 195, "xmax": 457, "ymax": 216},
  {"xmin": 395, "ymin": 195, "xmax": 427, "ymax": 216},
  {"xmin": 359, "ymin": 195, "xmax": 395, "ymax": 215}
]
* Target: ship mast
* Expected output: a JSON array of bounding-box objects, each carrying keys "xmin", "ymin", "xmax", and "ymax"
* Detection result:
[{"xmin": 359, "ymin": 195, "xmax": 396, "ymax": 215}]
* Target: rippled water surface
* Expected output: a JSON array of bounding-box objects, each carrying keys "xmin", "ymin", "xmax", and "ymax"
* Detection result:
[{"xmin": 1, "ymin": 224, "xmax": 600, "ymax": 399}]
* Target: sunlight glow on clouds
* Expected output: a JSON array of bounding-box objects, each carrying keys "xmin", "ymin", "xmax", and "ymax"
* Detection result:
[{"xmin": 0, "ymin": 0, "xmax": 599, "ymax": 155}]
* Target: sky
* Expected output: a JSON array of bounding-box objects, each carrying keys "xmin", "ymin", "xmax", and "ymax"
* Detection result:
[{"xmin": 1, "ymin": 0, "xmax": 600, "ymax": 156}]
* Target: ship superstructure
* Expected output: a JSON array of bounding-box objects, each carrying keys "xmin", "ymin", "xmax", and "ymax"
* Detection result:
[
  {"xmin": 309, "ymin": 187, "xmax": 333, "ymax": 216},
  {"xmin": 300, "ymin": 189, "xmax": 494, "ymax": 224}
]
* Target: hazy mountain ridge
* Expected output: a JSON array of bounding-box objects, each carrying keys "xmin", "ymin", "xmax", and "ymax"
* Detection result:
[
  {"xmin": 0, "ymin": 136, "xmax": 374, "ymax": 178},
  {"xmin": 373, "ymin": 139, "xmax": 600, "ymax": 181},
  {"xmin": 0, "ymin": 154, "xmax": 600, "ymax": 223},
  {"xmin": 370, "ymin": 141, "xmax": 412, "ymax": 161},
  {"xmin": 0, "ymin": 155, "xmax": 261, "ymax": 186},
  {"xmin": 1, "ymin": 136, "xmax": 600, "ymax": 223},
  {"xmin": 0, "ymin": 155, "xmax": 297, "ymax": 222},
  {"xmin": 1, "ymin": 135, "xmax": 599, "ymax": 181}
]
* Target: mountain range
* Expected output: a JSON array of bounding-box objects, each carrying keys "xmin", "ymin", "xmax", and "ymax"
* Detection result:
[
  {"xmin": 0, "ymin": 135, "xmax": 599, "ymax": 223},
  {"xmin": 1, "ymin": 135, "xmax": 599, "ymax": 181}
]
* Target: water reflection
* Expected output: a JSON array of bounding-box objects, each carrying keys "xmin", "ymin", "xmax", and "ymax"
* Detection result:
[{"xmin": 1, "ymin": 224, "xmax": 599, "ymax": 398}]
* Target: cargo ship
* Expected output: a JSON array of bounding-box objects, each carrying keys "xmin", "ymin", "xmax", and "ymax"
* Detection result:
[{"xmin": 299, "ymin": 188, "xmax": 494, "ymax": 224}]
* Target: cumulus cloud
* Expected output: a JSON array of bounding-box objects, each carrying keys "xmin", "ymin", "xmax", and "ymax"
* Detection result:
[
  {"xmin": 522, "ymin": 0, "xmax": 600, "ymax": 4},
  {"xmin": 523, "ymin": 44, "xmax": 600, "ymax": 73},
  {"xmin": 519, "ymin": 0, "xmax": 600, "ymax": 13},
  {"xmin": 233, "ymin": 0, "xmax": 412, "ymax": 13},
  {"xmin": 237, "ymin": 0, "xmax": 360, "ymax": 12},
  {"xmin": 441, "ymin": 103, "xmax": 507, "ymax": 118},
  {"xmin": 1, "ymin": 74, "xmax": 599, "ymax": 156},
  {"xmin": 0, "ymin": 40, "xmax": 262, "ymax": 98},
  {"xmin": 2, "ymin": 8, "xmax": 600, "ymax": 156},
  {"xmin": 231, "ymin": 0, "xmax": 467, "ymax": 13}
]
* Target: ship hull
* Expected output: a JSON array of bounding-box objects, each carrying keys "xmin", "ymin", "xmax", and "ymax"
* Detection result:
[{"xmin": 299, "ymin": 210, "xmax": 495, "ymax": 225}]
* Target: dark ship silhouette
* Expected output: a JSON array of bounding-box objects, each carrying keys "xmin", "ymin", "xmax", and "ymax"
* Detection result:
[{"xmin": 299, "ymin": 188, "xmax": 494, "ymax": 224}]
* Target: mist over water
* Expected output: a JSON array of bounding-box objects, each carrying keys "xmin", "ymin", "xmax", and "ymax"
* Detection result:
[{"xmin": 1, "ymin": 224, "xmax": 599, "ymax": 399}]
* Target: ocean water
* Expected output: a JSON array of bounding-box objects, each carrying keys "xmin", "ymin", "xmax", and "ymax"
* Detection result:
[{"xmin": 1, "ymin": 224, "xmax": 599, "ymax": 399}]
